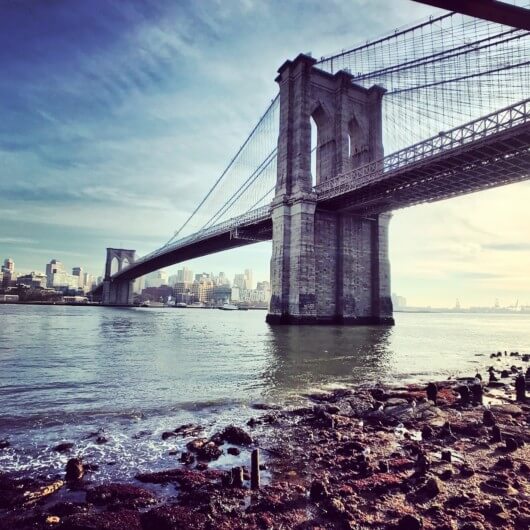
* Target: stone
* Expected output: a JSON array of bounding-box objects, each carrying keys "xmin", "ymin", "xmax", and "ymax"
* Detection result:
[
  {"xmin": 500, "ymin": 370, "xmax": 510, "ymax": 378},
  {"xmin": 421, "ymin": 425, "xmax": 433, "ymax": 440},
  {"xmin": 227, "ymin": 447, "xmax": 241, "ymax": 456},
  {"xmin": 196, "ymin": 441, "xmax": 222, "ymax": 461},
  {"xmin": 505, "ymin": 436, "xmax": 518, "ymax": 452},
  {"xmin": 95, "ymin": 436, "xmax": 108, "ymax": 444},
  {"xmin": 492, "ymin": 425, "xmax": 503, "ymax": 443},
  {"xmin": 483, "ymin": 409, "xmax": 496, "ymax": 426},
  {"xmin": 309, "ymin": 480, "xmax": 329, "ymax": 501},
  {"xmin": 398, "ymin": 514, "xmax": 422, "ymax": 530},
  {"xmin": 230, "ymin": 466, "xmax": 244, "ymax": 488},
  {"xmin": 426, "ymin": 382, "xmax": 438, "ymax": 404},
  {"xmin": 179, "ymin": 451, "xmax": 194, "ymax": 465},
  {"xmin": 65, "ymin": 458, "xmax": 84, "ymax": 481},
  {"xmin": 220, "ymin": 425, "xmax": 252, "ymax": 445},
  {"xmin": 441, "ymin": 450, "xmax": 452, "ymax": 462},
  {"xmin": 0, "ymin": 439, "xmax": 10, "ymax": 450},
  {"xmin": 471, "ymin": 383, "xmax": 483, "ymax": 404},
  {"xmin": 161, "ymin": 431, "xmax": 176, "ymax": 440},
  {"xmin": 457, "ymin": 385, "xmax": 470, "ymax": 405},
  {"xmin": 515, "ymin": 374, "xmax": 526, "ymax": 401},
  {"xmin": 86, "ymin": 483, "xmax": 156, "ymax": 508},
  {"xmin": 417, "ymin": 476, "xmax": 443, "ymax": 498},
  {"xmin": 53, "ymin": 442, "xmax": 74, "ymax": 453}
]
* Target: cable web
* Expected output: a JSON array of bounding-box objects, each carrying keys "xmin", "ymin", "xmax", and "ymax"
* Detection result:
[{"xmin": 164, "ymin": 8, "xmax": 530, "ymax": 246}]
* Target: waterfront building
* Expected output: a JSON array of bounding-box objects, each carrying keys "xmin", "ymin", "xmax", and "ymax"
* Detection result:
[
  {"xmin": 174, "ymin": 281, "xmax": 195, "ymax": 304},
  {"xmin": 16, "ymin": 272, "xmax": 47, "ymax": 289},
  {"xmin": 46, "ymin": 259, "xmax": 79, "ymax": 291},
  {"xmin": 244, "ymin": 269, "xmax": 253, "ymax": 290},
  {"xmin": 192, "ymin": 276, "xmax": 214, "ymax": 303},
  {"xmin": 1, "ymin": 257, "xmax": 16, "ymax": 287},
  {"xmin": 233, "ymin": 273, "xmax": 246, "ymax": 290},
  {"xmin": 212, "ymin": 285, "xmax": 232, "ymax": 304},
  {"xmin": 231, "ymin": 286, "xmax": 240, "ymax": 302}
]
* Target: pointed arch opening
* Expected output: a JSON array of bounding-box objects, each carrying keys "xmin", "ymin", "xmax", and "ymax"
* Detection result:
[
  {"xmin": 310, "ymin": 104, "xmax": 333, "ymax": 185},
  {"xmin": 110, "ymin": 256, "xmax": 119, "ymax": 276}
]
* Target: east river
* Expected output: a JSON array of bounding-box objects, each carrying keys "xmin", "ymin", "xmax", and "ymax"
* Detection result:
[{"xmin": 1, "ymin": 304, "xmax": 529, "ymax": 481}]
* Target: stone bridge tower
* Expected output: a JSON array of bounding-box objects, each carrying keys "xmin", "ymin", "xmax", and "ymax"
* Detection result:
[
  {"xmin": 102, "ymin": 248, "xmax": 136, "ymax": 306},
  {"xmin": 266, "ymin": 54, "xmax": 393, "ymax": 325}
]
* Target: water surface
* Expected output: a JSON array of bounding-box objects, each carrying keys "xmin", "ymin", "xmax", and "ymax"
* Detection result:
[{"xmin": 1, "ymin": 305, "xmax": 528, "ymax": 479}]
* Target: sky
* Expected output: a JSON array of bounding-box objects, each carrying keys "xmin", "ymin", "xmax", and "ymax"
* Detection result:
[{"xmin": 1, "ymin": 0, "xmax": 530, "ymax": 308}]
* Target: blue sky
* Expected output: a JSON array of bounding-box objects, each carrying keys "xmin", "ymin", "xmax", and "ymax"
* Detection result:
[{"xmin": 1, "ymin": 0, "xmax": 530, "ymax": 307}]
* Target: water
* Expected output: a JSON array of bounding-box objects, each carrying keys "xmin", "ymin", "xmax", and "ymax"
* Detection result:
[{"xmin": 1, "ymin": 304, "xmax": 529, "ymax": 481}]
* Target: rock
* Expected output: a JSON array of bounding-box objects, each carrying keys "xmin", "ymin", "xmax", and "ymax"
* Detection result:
[
  {"xmin": 196, "ymin": 441, "xmax": 222, "ymax": 461},
  {"xmin": 492, "ymin": 425, "xmax": 503, "ymax": 442},
  {"xmin": 179, "ymin": 451, "xmax": 195, "ymax": 465},
  {"xmin": 457, "ymin": 385, "xmax": 470, "ymax": 406},
  {"xmin": 398, "ymin": 514, "xmax": 422, "ymax": 530},
  {"xmin": 186, "ymin": 438, "xmax": 207, "ymax": 452},
  {"xmin": 495, "ymin": 456, "xmax": 514, "ymax": 469},
  {"xmin": 173, "ymin": 423, "xmax": 203, "ymax": 437},
  {"xmin": 325, "ymin": 497, "xmax": 346, "ymax": 518},
  {"xmin": 378, "ymin": 460, "xmax": 389, "ymax": 472},
  {"xmin": 441, "ymin": 450, "xmax": 452, "ymax": 462},
  {"xmin": 505, "ymin": 436, "xmax": 518, "ymax": 452},
  {"xmin": 53, "ymin": 442, "xmax": 74, "ymax": 453},
  {"xmin": 484, "ymin": 500, "xmax": 505, "ymax": 515},
  {"xmin": 515, "ymin": 374, "xmax": 526, "ymax": 401},
  {"xmin": 65, "ymin": 458, "xmax": 84, "ymax": 481},
  {"xmin": 417, "ymin": 476, "xmax": 443, "ymax": 498},
  {"xmin": 427, "ymin": 382, "xmax": 438, "ymax": 404},
  {"xmin": 85, "ymin": 483, "xmax": 156, "ymax": 509},
  {"xmin": 439, "ymin": 467, "xmax": 453, "ymax": 481},
  {"xmin": 230, "ymin": 466, "xmax": 244, "ymax": 488},
  {"xmin": 421, "ymin": 425, "xmax": 434, "ymax": 440},
  {"xmin": 500, "ymin": 370, "xmax": 510, "ymax": 378},
  {"xmin": 220, "ymin": 425, "xmax": 252, "ymax": 445},
  {"xmin": 95, "ymin": 436, "xmax": 108, "ymax": 445},
  {"xmin": 471, "ymin": 383, "xmax": 483, "ymax": 404},
  {"xmin": 209, "ymin": 432, "xmax": 224, "ymax": 445},
  {"xmin": 309, "ymin": 479, "xmax": 329, "ymax": 501},
  {"xmin": 483, "ymin": 409, "xmax": 496, "ymax": 426},
  {"xmin": 161, "ymin": 431, "xmax": 176, "ymax": 440},
  {"xmin": 519, "ymin": 462, "xmax": 530, "ymax": 474},
  {"xmin": 459, "ymin": 463, "xmax": 475, "ymax": 478},
  {"xmin": 60, "ymin": 510, "xmax": 142, "ymax": 530},
  {"xmin": 0, "ymin": 439, "xmax": 10, "ymax": 450},
  {"xmin": 141, "ymin": 505, "xmax": 207, "ymax": 530},
  {"xmin": 227, "ymin": 447, "xmax": 241, "ymax": 456}
]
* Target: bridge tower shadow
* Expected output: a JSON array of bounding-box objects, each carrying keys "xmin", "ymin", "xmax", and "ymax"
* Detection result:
[
  {"xmin": 102, "ymin": 248, "xmax": 136, "ymax": 306},
  {"xmin": 267, "ymin": 54, "xmax": 393, "ymax": 325}
]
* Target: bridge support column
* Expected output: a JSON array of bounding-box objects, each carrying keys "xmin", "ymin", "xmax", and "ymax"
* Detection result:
[
  {"xmin": 101, "ymin": 248, "xmax": 136, "ymax": 306},
  {"xmin": 266, "ymin": 53, "xmax": 393, "ymax": 325}
]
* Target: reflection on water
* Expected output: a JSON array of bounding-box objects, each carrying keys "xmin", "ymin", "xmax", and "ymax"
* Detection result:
[
  {"xmin": 2, "ymin": 304, "xmax": 530, "ymax": 478},
  {"xmin": 262, "ymin": 324, "xmax": 393, "ymax": 395}
]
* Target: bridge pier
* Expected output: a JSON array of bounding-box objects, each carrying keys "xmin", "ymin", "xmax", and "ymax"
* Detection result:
[
  {"xmin": 266, "ymin": 53, "xmax": 393, "ymax": 325},
  {"xmin": 101, "ymin": 248, "xmax": 136, "ymax": 306}
]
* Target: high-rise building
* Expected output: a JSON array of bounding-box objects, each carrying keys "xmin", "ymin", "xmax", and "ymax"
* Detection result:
[
  {"xmin": 192, "ymin": 276, "xmax": 214, "ymax": 303},
  {"xmin": 2, "ymin": 258, "xmax": 14, "ymax": 274},
  {"xmin": 244, "ymin": 269, "xmax": 253, "ymax": 290},
  {"xmin": 72, "ymin": 267, "xmax": 85, "ymax": 289},
  {"xmin": 233, "ymin": 273, "xmax": 246, "ymax": 290},
  {"xmin": 176, "ymin": 267, "xmax": 193, "ymax": 283}
]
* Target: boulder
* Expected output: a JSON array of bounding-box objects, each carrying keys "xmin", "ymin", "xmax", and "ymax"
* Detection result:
[{"xmin": 220, "ymin": 425, "xmax": 252, "ymax": 445}]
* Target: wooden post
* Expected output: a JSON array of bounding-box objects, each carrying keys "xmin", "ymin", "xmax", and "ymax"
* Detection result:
[{"xmin": 251, "ymin": 449, "xmax": 260, "ymax": 490}]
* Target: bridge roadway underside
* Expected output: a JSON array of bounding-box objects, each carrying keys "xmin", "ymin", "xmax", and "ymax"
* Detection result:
[
  {"xmin": 115, "ymin": 219, "xmax": 272, "ymax": 283},
  {"xmin": 323, "ymin": 123, "xmax": 530, "ymax": 214}
]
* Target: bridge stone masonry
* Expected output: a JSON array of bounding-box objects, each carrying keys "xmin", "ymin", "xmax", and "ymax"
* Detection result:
[
  {"xmin": 102, "ymin": 248, "xmax": 136, "ymax": 306},
  {"xmin": 266, "ymin": 54, "xmax": 393, "ymax": 325}
]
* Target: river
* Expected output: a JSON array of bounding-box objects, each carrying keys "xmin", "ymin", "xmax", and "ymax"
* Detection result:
[{"xmin": 1, "ymin": 304, "xmax": 528, "ymax": 480}]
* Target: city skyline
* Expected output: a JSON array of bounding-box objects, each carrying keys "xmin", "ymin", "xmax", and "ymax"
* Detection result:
[{"xmin": 2, "ymin": 0, "xmax": 530, "ymax": 308}]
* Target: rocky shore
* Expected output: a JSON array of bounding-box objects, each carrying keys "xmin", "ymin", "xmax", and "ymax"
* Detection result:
[{"xmin": 1, "ymin": 352, "xmax": 529, "ymax": 530}]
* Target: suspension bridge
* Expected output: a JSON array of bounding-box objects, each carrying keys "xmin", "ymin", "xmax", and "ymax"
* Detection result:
[{"xmin": 96, "ymin": 8, "xmax": 530, "ymax": 325}]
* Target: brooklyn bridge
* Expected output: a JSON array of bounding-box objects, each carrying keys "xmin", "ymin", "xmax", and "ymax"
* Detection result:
[{"xmin": 94, "ymin": 4, "xmax": 530, "ymax": 325}]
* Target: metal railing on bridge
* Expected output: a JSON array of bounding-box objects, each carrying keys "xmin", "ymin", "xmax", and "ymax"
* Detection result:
[{"xmin": 316, "ymin": 98, "xmax": 530, "ymax": 201}]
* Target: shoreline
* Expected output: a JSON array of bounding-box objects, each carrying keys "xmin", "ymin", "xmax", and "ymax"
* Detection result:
[{"xmin": 1, "ymin": 356, "xmax": 529, "ymax": 529}]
